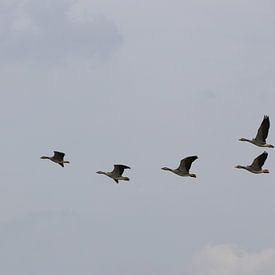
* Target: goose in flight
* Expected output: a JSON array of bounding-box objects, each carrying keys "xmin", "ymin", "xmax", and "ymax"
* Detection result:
[
  {"xmin": 239, "ymin": 115, "xmax": 274, "ymax": 148},
  {"xmin": 235, "ymin": 151, "xmax": 269, "ymax": 174},
  {"xmin": 96, "ymin": 164, "xmax": 131, "ymax": 183},
  {"xmin": 40, "ymin": 151, "xmax": 70, "ymax": 167},
  {"xmin": 161, "ymin": 156, "xmax": 198, "ymax": 178}
]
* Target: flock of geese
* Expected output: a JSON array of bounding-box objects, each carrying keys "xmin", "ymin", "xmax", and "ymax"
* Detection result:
[{"xmin": 40, "ymin": 115, "xmax": 273, "ymax": 183}]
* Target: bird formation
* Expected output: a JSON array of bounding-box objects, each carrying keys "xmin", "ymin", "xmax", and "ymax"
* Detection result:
[
  {"xmin": 40, "ymin": 115, "xmax": 273, "ymax": 183},
  {"xmin": 236, "ymin": 115, "xmax": 273, "ymax": 174}
]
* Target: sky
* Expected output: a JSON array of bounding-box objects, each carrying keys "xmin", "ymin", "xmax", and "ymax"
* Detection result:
[{"xmin": 0, "ymin": 0, "xmax": 275, "ymax": 274}]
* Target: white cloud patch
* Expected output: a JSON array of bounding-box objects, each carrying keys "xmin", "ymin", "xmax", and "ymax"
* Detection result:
[
  {"xmin": 190, "ymin": 244, "xmax": 275, "ymax": 275},
  {"xmin": 0, "ymin": 0, "xmax": 122, "ymax": 64}
]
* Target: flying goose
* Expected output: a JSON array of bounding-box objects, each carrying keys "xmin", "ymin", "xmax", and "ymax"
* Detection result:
[
  {"xmin": 40, "ymin": 151, "xmax": 70, "ymax": 167},
  {"xmin": 239, "ymin": 115, "xmax": 274, "ymax": 148},
  {"xmin": 96, "ymin": 164, "xmax": 131, "ymax": 183},
  {"xmin": 235, "ymin": 151, "xmax": 269, "ymax": 174},
  {"xmin": 161, "ymin": 156, "xmax": 198, "ymax": 178}
]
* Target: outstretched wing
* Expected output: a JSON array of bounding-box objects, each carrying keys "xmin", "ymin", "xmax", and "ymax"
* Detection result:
[
  {"xmin": 250, "ymin": 151, "xmax": 268, "ymax": 170},
  {"xmin": 53, "ymin": 151, "xmax": 65, "ymax": 161},
  {"xmin": 255, "ymin": 116, "xmax": 270, "ymax": 143},
  {"xmin": 178, "ymin": 156, "xmax": 198, "ymax": 172},
  {"xmin": 112, "ymin": 164, "xmax": 131, "ymax": 177}
]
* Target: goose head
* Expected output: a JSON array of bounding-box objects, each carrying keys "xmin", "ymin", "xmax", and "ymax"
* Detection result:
[
  {"xmin": 239, "ymin": 138, "xmax": 249, "ymax": 142},
  {"xmin": 40, "ymin": 156, "xmax": 50, "ymax": 159},
  {"xmin": 161, "ymin": 167, "xmax": 172, "ymax": 171},
  {"xmin": 96, "ymin": 171, "xmax": 106, "ymax": 175}
]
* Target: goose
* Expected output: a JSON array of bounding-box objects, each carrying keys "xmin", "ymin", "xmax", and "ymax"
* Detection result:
[
  {"xmin": 235, "ymin": 151, "xmax": 269, "ymax": 174},
  {"xmin": 239, "ymin": 115, "xmax": 274, "ymax": 148},
  {"xmin": 40, "ymin": 151, "xmax": 70, "ymax": 167},
  {"xmin": 161, "ymin": 156, "xmax": 198, "ymax": 177},
  {"xmin": 96, "ymin": 164, "xmax": 131, "ymax": 183}
]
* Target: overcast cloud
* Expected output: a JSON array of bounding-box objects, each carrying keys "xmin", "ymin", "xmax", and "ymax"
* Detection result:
[
  {"xmin": 0, "ymin": 0, "xmax": 122, "ymax": 65},
  {"xmin": 190, "ymin": 244, "xmax": 275, "ymax": 275},
  {"xmin": 0, "ymin": 0, "xmax": 275, "ymax": 274}
]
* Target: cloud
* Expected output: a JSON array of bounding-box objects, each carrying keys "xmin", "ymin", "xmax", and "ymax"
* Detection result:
[
  {"xmin": 0, "ymin": 210, "xmax": 97, "ymax": 274},
  {"xmin": 0, "ymin": 0, "xmax": 123, "ymax": 65},
  {"xmin": 189, "ymin": 244, "xmax": 275, "ymax": 275}
]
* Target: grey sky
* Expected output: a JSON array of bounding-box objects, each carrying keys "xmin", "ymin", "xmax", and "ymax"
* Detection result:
[{"xmin": 0, "ymin": 0, "xmax": 275, "ymax": 274}]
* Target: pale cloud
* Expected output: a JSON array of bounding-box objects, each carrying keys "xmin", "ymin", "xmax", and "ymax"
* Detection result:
[
  {"xmin": 0, "ymin": 0, "xmax": 122, "ymax": 64},
  {"xmin": 189, "ymin": 244, "xmax": 275, "ymax": 275}
]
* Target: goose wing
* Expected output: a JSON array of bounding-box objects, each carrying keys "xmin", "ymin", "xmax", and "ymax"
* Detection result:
[
  {"xmin": 178, "ymin": 156, "xmax": 198, "ymax": 172},
  {"xmin": 250, "ymin": 151, "xmax": 268, "ymax": 170},
  {"xmin": 112, "ymin": 164, "xmax": 130, "ymax": 177},
  {"xmin": 255, "ymin": 116, "xmax": 270, "ymax": 142},
  {"xmin": 53, "ymin": 151, "xmax": 65, "ymax": 161}
]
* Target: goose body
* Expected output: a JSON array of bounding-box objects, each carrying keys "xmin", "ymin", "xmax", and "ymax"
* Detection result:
[
  {"xmin": 97, "ymin": 164, "xmax": 130, "ymax": 183},
  {"xmin": 239, "ymin": 116, "xmax": 274, "ymax": 148},
  {"xmin": 40, "ymin": 151, "xmax": 70, "ymax": 167},
  {"xmin": 161, "ymin": 156, "xmax": 198, "ymax": 178},
  {"xmin": 235, "ymin": 151, "xmax": 269, "ymax": 174}
]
